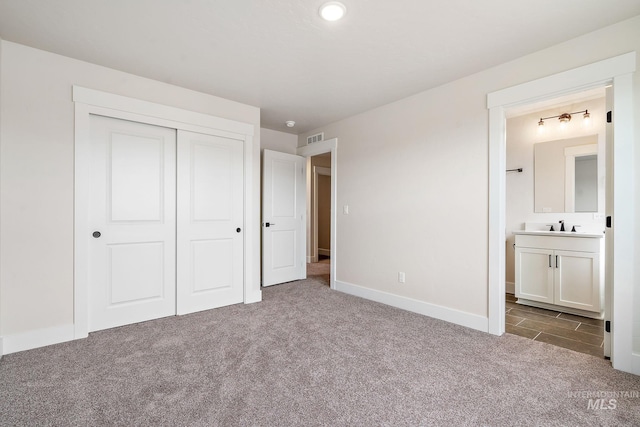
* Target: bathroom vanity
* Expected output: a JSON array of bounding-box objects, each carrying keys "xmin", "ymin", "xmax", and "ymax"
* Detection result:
[{"xmin": 513, "ymin": 230, "xmax": 604, "ymax": 319}]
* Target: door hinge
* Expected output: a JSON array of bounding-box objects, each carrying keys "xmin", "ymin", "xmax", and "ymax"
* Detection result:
[
  {"xmin": 605, "ymin": 320, "xmax": 611, "ymax": 333},
  {"xmin": 606, "ymin": 111, "xmax": 612, "ymax": 123}
]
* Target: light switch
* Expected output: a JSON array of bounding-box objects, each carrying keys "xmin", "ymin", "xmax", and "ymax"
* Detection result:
[{"xmin": 343, "ymin": 205, "xmax": 349, "ymax": 214}]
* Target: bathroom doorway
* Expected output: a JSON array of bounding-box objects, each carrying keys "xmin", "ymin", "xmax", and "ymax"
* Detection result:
[{"xmin": 504, "ymin": 89, "xmax": 606, "ymax": 357}]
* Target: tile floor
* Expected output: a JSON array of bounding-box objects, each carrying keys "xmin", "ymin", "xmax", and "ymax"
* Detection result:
[{"xmin": 505, "ymin": 293, "xmax": 604, "ymax": 358}]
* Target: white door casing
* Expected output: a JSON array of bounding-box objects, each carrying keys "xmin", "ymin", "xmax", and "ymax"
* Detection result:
[
  {"xmin": 75, "ymin": 87, "xmax": 258, "ymax": 343},
  {"xmin": 487, "ymin": 52, "xmax": 637, "ymax": 374},
  {"xmin": 88, "ymin": 115, "xmax": 177, "ymax": 332},
  {"xmin": 262, "ymin": 150, "xmax": 306, "ymax": 286},
  {"xmin": 177, "ymin": 131, "xmax": 244, "ymax": 314}
]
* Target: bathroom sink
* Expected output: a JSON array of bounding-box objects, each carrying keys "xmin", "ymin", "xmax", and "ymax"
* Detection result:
[{"xmin": 512, "ymin": 230, "xmax": 604, "ymax": 238}]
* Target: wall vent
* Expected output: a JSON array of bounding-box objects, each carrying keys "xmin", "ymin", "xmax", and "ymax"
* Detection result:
[{"xmin": 306, "ymin": 132, "xmax": 324, "ymax": 145}]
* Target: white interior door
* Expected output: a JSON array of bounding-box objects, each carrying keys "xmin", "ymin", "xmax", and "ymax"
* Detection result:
[
  {"xmin": 176, "ymin": 131, "xmax": 244, "ymax": 314},
  {"xmin": 89, "ymin": 115, "xmax": 177, "ymax": 332},
  {"xmin": 262, "ymin": 150, "xmax": 306, "ymax": 286}
]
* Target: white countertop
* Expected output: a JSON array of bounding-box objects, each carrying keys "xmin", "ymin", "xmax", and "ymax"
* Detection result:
[{"xmin": 513, "ymin": 230, "xmax": 604, "ymax": 238}]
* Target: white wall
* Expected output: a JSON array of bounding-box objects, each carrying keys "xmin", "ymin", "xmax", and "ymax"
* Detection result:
[
  {"xmin": 298, "ymin": 15, "xmax": 640, "ymax": 330},
  {"xmin": 0, "ymin": 41, "xmax": 261, "ymax": 339},
  {"xmin": 260, "ymin": 128, "xmax": 298, "ymax": 154},
  {"xmin": 506, "ymin": 97, "xmax": 606, "ymax": 287}
]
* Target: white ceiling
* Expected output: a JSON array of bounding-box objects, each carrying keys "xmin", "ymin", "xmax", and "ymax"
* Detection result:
[{"xmin": 1, "ymin": 1, "xmax": 639, "ymax": 134}]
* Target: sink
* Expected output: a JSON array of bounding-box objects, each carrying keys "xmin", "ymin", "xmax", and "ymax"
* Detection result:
[{"xmin": 513, "ymin": 230, "xmax": 603, "ymax": 238}]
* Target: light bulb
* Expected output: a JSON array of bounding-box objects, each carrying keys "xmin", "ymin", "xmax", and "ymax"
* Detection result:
[{"xmin": 583, "ymin": 110, "xmax": 591, "ymax": 127}]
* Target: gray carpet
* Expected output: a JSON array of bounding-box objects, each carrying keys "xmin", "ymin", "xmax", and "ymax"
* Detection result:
[{"xmin": 1, "ymin": 278, "xmax": 639, "ymax": 426}]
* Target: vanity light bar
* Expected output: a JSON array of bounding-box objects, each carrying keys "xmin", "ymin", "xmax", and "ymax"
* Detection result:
[{"xmin": 538, "ymin": 109, "xmax": 589, "ymax": 126}]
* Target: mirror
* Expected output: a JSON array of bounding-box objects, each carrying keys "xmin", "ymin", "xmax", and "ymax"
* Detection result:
[{"xmin": 534, "ymin": 135, "xmax": 599, "ymax": 213}]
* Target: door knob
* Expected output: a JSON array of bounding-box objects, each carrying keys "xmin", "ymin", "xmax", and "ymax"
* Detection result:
[
  {"xmin": 265, "ymin": 222, "xmax": 276, "ymax": 227},
  {"xmin": 236, "ymin": 228, "xmax": 241, "ymax": 233},
  {"xmin": 92, "ymin": 231, "xmax": 101, "ymax": 238}
]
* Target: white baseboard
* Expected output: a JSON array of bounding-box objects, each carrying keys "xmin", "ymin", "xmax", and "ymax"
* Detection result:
[
  {"xmin": 506, "ymin": 281, "xmax": 515, "ymax": 295},
  {"xmin": 2, "ymin": 324, "xmax": 75, "ymax": 355},
  {"xmin": 307, "ymin": 255, "xmax": 318, "ymax": 263},
  {"xmin": 0, "ymin": 336, "xmax": 3, "ymax": 359},
  {"xmin": 318, "ymin": 248, "xmax": 330, "ymax": 257},
  {"xmin": 334, "ymin": 280, "xmax": 489, "ymax": 333}
]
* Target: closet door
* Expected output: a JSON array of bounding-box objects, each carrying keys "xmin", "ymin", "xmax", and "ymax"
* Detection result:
[
  {"xmin": 176, "ymin": 130, "xmax": 244, "ymax": 314},
  {"xmin": 88, "ymin": 115, "xmax": 177, "ymax": 332}
]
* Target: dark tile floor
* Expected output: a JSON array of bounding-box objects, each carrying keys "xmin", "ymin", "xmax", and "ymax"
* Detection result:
[{"xmin": 505, "ymin": 293, "xmax": 604, "ymax": 358}]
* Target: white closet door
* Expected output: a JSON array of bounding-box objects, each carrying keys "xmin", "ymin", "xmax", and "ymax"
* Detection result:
[
  {"xmin": 176, "ymin": 130, "xmax": 244, "ymax": 315},
  {"xmin": 88, "ymin": 115, "xmax": 177, "ymax": 332}
]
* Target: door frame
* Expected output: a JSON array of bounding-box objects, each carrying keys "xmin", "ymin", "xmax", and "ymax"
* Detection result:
[
  {"xmin": 313, "ymin": 166, "xmax": 332, "ymax": 261},
  {"xmin": 297, "ymin": 139, "xmax": 338, "ymax": 289},
  {"xmin": 73, "ymin": 86, "xmax": 257, "ymax": 339},
  {"xmin": 487, "ymin": 52, "xmax": 637, "ymax": 373}
]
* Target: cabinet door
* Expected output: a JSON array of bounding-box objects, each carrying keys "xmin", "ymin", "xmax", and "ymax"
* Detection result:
[
  {"xmin": 515, "ymin": 247, "xmax": 554, "ymax": 303},
  {"xmin": 554, "ymin": 250, "xmax": 600, "ymax": 312}
]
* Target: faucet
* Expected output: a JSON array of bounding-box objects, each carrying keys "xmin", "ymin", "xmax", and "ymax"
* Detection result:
[{"xmin": 559, "ymin": 220, "xmax": 565, "ymax": 232}]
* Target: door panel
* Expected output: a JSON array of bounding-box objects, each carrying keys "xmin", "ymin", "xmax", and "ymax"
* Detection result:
[
  {"xmin": 177, "ymin": 130, "xmax": 244, "ymax": 315},
  {"xmin": 262, "ymin": 150, "xmax": 306, "ymax": 286},
  {"xmin": 89, "ymin": 115, "xmax": 177, "ymax": 332}
]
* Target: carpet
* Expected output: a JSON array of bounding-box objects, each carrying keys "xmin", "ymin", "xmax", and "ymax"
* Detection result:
[{"xmin": 1, "ymin": 278, "xmax": 639, "ymax": 426}]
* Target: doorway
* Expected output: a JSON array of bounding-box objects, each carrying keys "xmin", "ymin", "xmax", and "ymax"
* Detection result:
[
  {"xmin": 297, "ymin": 138, "xmax": 338, "ymax": 290},
  {"xmin": 308, "ymin": 153, "xmax": 332, "ymax": 286},
  {"xmin": 503, "ymin": 90, "xmax": 606, "ymax": 357},
  {"xmin": 487, "ymin": 52, "xmax": 637, "ymax": 374}
]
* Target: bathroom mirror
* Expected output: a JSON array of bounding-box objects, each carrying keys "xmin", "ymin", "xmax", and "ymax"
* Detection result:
[{"xmin": 534, "ymin": 135, "xmax": 599, "ymax": 213}]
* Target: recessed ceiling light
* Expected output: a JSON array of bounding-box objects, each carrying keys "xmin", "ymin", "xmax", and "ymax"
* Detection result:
[
  {"xmin": 285, "ymin": 120, "xmax": 296, "ymax": 128},
  {"xmin": 319, "ymin": 2, "xmax": 346, "ymax": 21}
]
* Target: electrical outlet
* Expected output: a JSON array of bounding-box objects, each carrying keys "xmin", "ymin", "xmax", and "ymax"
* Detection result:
[{"xmin": 398, "ymin": 272, "xmax": 406, "ymax": 283}]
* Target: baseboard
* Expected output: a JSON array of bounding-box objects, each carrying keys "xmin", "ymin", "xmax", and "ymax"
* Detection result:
[
  {"xmin": 506, "ymin": 281, "xmax": 515, "ymax": 295},
  {"xmin": 0, "ymin": 336, "xmax": 3, "ymax": 359},
  {"xmin": 2, "ymin": 324, "xmax": 75, "ymax": 355},
  {"xmin": 334, "ymin": 280, "xmax": 489, "ymax": 333},
  {"xmin": 307, "ymin": 255, "xmax": 318, "ymax": 263},
  {"xmin": 318, "ymin": 248, "xmax": 330, "ymax": 257}
]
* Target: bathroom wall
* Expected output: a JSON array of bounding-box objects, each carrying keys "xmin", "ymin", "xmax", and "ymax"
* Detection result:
[{"xmin": 505, "ymin": 97, "xmax": 606, "ymax": 289}]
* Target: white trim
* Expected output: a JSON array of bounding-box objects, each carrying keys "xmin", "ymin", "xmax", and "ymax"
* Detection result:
[
  {"xmin": 318, "ymin": 248, "xmax": 331, "ymax": 257},
  {"xmin": 506, "ymin": 281, "xmax": 515, "ymax": 295},
  {"xmin": 2, "ymin": 324, "xmax": 75, "ymax": 355},
  {"xmin": 564, "ymin": 144, "xmax": 598, "ymax": 212},
  {"xmin": 487, "ymin": 52, "xmax": 637, "ymax": 374},
  {"xmin": 298, "ymin": 138, "xmax": 338, "ymax": 290},
  {"xmin": 74, "ymin": 86, "xmax": 259, "ymax": 340},
  {"xmin": 335, "ymin": 280, "xmax": 489, "ymax": 332},
  {"xmin": 73, "ymin": 86, "xmax": 254, "ymax": 136},
  {"xmin": 487, "ymin": 52, "xmax": 636, "ymax": 108},
  {"xmin": 313, "ymin": 166, "xmax": 331, "ymax": 262},
  {"xmin": 0, "ymin": 337, "xmax": 4, "ymax": 357}
]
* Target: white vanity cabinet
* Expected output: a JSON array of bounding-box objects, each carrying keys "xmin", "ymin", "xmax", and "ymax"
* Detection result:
[{"xmin": 514, "ymin": 232, "xmax": 604, "ymax": 318}]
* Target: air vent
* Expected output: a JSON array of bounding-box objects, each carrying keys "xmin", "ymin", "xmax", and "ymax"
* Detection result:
[{"xmin": 306, "ymin": 132, "xmax": 324, "ymax": 145}]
